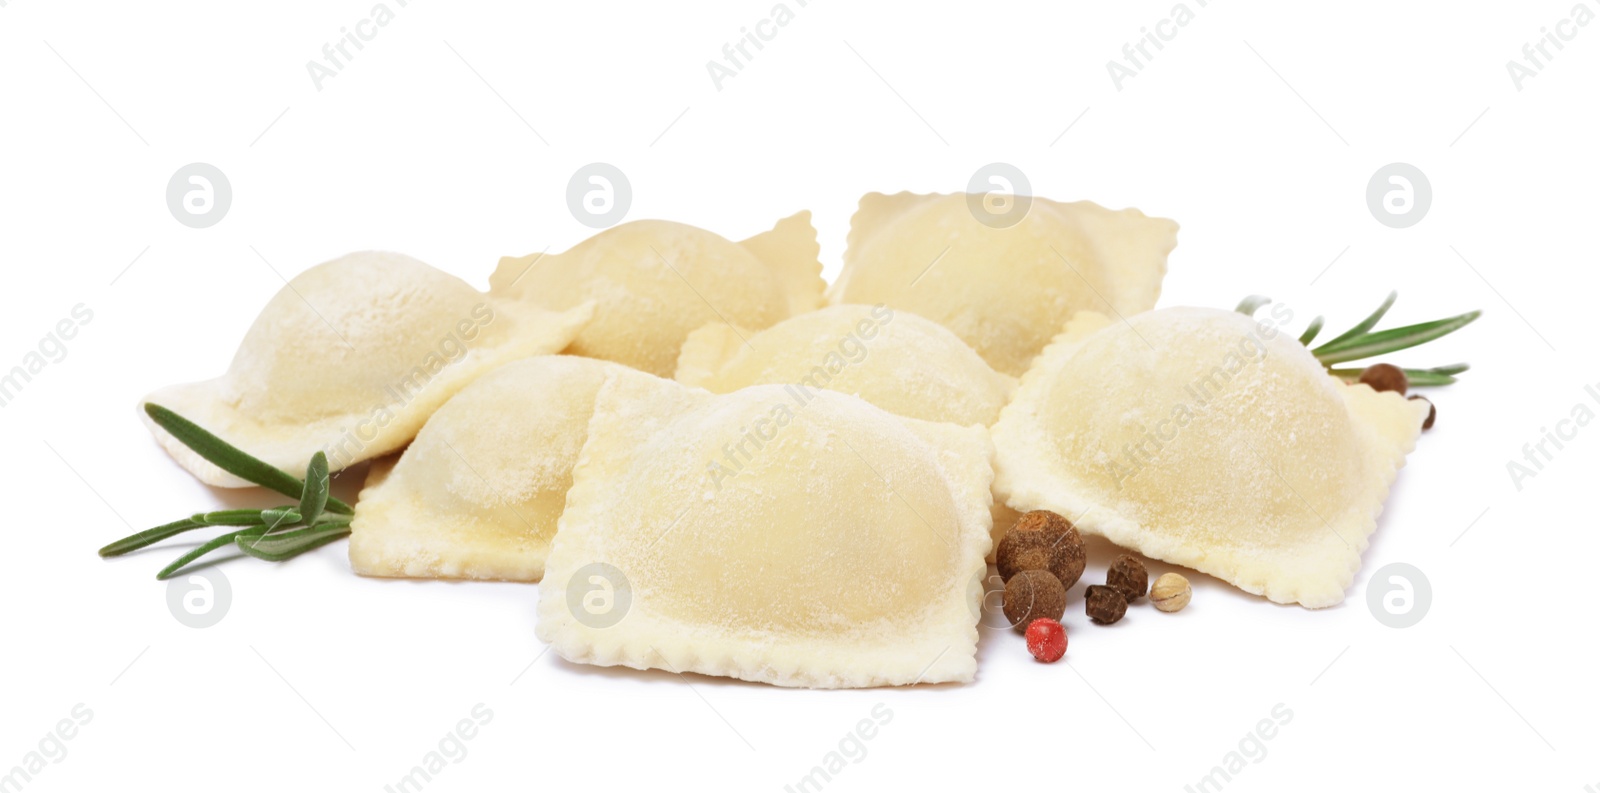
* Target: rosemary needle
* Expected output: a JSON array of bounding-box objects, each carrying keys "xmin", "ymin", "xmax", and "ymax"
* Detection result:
[
  {"xmin": 103, "ymin": 411, "xmax": 355, "ymax": 579},
  {"xmin": 143, "ymin": 403, "xmax": 352, "ymax": 514},
  {"xmin": 1239, "ymin": 292, "xmax": 1479, "ymax": 384},
  {"xmin": 156, "ymin": 527, "xmax": 271, "ymax": 581},
  {"xmin": 1297, "ymin": 316, "xmax": 1325, "ymax": 346}
]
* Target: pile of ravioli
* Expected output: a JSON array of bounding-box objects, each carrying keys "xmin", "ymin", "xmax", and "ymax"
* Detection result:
[{"xmin": 143, "ymin": 193, "xmax": 1430, "ymax": 689}]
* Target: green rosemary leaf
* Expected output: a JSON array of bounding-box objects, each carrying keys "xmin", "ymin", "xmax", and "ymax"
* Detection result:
[
  {"xmin": 1235, "ymin": 295, "xmax": 1272, "ymax": 316},
  {"xmin": 1298, "ymin": 316, "xmax": 1325, "ymax": 346},
  {"xmin": 1320, "ymin": 291, "xmax": 1398, "ymax": 349},
  {"xmin": 193, "ymin": 509, "xmax": 269, "ymax": 527},
  {"xmin": 235, "ymin": 523, "xmax": 351, "ymax": 562},
  {"xmin": 299, "ymin": 452, "xmax": 329, "ymax": 526},
  {"xmin": 1329, "ymin": 366, "xmax": 1463, "ymax": 387},
  {"xmin": 99, "ymin": 518, "xmax": 204, "ymax": 557},
  {"xmin": 1313, "ymin": 310, "xmax": 1481, "ymax": 364},
  {"xmin": 145, "ymin": 403, "xmax": 305, "ymax": 500},
  {"xmin": 143, "ymin": 404, "xmax": 353, "ymax": 515},
  {"xmin": 260, "ymin": 507, "xmax": 302, "ymax": 528},
  {"xmin": 248, "ymin": 531, "xmax": 347, "ymax": 563},
  {"xmin": 156, "ymin": 527, "xmax": 271, "ymax": 581},
  {"xmin": 1402, "ymin": 371, "xmax": 1459, "ymax": 387}
]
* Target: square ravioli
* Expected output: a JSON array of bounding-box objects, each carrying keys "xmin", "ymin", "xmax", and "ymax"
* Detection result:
[
  {"xmin": 829, "ymin": 192, "xmax": 1177, "ymax": 376},
  {"xmin": 536, "ymin": 371, "xmax": 996, "ymax": 688},
  {"xmin": 992, "ymin": 308, "xmax": 1429, "ymax": 608},
  {"xmin": 491, "ymin": 213, "xmax": 824, "ymax": 377},
  {"xmin": 349, "ymin": 356, "xmax": 626, "ymax": 582},
  {"xmin": 142, "ymin": 251, "xmax": 593, "ymax": 486}
]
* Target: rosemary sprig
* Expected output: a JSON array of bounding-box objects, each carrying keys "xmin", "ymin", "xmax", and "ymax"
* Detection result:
[
  {"xmin": 236, "ymin": 521, "xmax": 352, "ymax": 561},
  {"xmin": 143, "ymin": 403, "xmax": 352, "ymax": 514},
  {"xmin": 1238, "ymin": 292, "xmax": 1480, "ymax": 385},
  {"xmin": 156, "ymin": 527, "xmax": 271, "ymax": 581},
  {"xmin": 1329, "ymin": 364, "xmax": 1469, "ymax": 387},
  {"xmin": 100, "ymin": 405, "xmax": 355, "ymax": 580},
  {"xmin": 1319, "ymin": 291, "xmax": 1397, "ymax": 349},
  {"xmin": 1310, "ymin": 311, "xmax": 1482, "ymax": 365}
]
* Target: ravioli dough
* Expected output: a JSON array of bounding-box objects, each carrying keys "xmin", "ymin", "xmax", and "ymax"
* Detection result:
[
  {"xmin": 349, "ymin": 355, "xmax": 626, "ymax": 581},
  {"xmin": 491, "ymin": 213, "xmax": 824, "ymax": 376},
  {"xmin": 536, "ymin": 375, "xmax": 995, "ymax": 688},
  {"xmin": 992, "ymin": 308, "xmax": 1428, "ymax": 608},
  {"xmin": 828, "ymin": 192, "xmax": 1178, "ymax": 376},
  {"xmin": 141, "ymin": 251, "xmax": 594, "ymax": 487},
  {"xmin": 675, "ymin": 304, "xmax": 1016, "ymax": 426}
]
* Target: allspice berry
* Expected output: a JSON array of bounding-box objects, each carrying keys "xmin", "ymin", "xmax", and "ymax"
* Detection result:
[
  {"xmin": 1409, "ymin": 395, "xmax": 1436, "ymax": 430},
  {"xmin": 1003, "ymin": 570, "xmax": 1067, "ymax": 633},
  {"xmin": 1085, "ymin": 585, "xmax": 1128, "ymax": 625},
  {"xmin": 996, "ymin": 510, "xmax": 1086, "ymax": 588},
  {"xmin": 1012, "ymin": 510, "xmax": 1071, "ymax": 535},
  {"xmin": 1150, "ymin": 573, "xmax": 1192, "ymax": 613},
  {"xmin": 1107, "ymin": 555, "xmax": 1148, "ymax": 601},
  {"xmin": 1359, "ymin": 363, "xmax": 1408, "ymax": 395}
]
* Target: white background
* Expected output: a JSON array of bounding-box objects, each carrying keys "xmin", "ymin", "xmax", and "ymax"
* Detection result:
[{"xmin": 2, "ymin": 1, "xmax": 1596, "ymax": 790}]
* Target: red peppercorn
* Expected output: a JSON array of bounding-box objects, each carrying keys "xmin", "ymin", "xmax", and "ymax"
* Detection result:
[{"xmin": 1025, "ymin": 618, "xmax": 1067, "ymax": 663}]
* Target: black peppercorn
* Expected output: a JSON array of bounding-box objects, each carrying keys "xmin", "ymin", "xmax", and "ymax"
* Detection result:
[
  {"xmin": 1107, "ymin": 555, "xmax": 1148, "ymax": 601},
  {"xmin": 1085, "ymin": 585, "xmax": 1128, "ymax": 625}
]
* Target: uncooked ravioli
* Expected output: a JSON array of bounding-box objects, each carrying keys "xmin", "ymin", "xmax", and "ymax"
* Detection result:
[
  {"xmin": 674, "ymin": 304, "xmax": 1016, "ymax": 426},
  {"xmin": 491, "ymin": 213, "xmax": 824, "ymax": 376},
  {"xmin": 141, "ymin": 251, "xmax": 594, "ymax": 487},
  {"xmin": 349, "ymin": 355, "xmax": 628, "ymax": 582},
  {"xmin": 829, "ymin": 192, "xmax": 1178, "ymax": 376},
  {"xmin": 991, "ymin": 307, "xmax": 1429, "ymax": 608},
  {"xmin": 536, "ymin": 374, "xmax": 996, "ymax": 688}
]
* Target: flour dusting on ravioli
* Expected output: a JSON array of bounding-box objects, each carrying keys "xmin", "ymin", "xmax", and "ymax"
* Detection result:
[
  {"xmin": 141, "ymin": 251, "xmax": 594, "ymax": 487},
  {"xmin": 537, "ymin": 374, "xmax": 995, "ymax": 688},
  {"xmin": 830, "ymin": 192, "xmax": 1177, "ymax": 377},
  {"xmin": 993, "ymin": 307, "xmax": 1428, "ymax": 608},
  {"xmin": 350, "ymin": 356, "xmax": 627, "ymax": 582},
  {"xmin": 492, "ymin": 213, "xmax": 824, "ymax": 376},
  {"xmin": 675, "ymin": 304, "xmax": 1016, "ymax": 426}
]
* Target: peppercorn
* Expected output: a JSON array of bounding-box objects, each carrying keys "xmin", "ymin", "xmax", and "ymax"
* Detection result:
[
  {"xmin": 996, "ymin": 510, "xmax": 1086, "ymax": 588},
  {"xmin": 1085, "ymin": 585, "xmax": 1127, "ymax": 624},
  {"xmin": 1025, "ymin": 618, "xmax": 1067, "ymax": 663},
  {"xmin": 1003, "ymin": 569, "xmax": 1067, "ymax": 633},
  {"xmin": 1012, "ymin": 509, "xmax": 1072, "ymax": 535},
  {"xmin": 1359, "ymin": 363, "xmax": 1408, "ymax": 395},
  {"xmin": 1409, "ymin": 395, "xmax": 1436, "ymax": 430},
  {"xmin": 1150, "ymin": 573, "xmax": 1192, "ymax": 613},
  {"xmin": 1107, "ymin": 554, "xmax": 1148, "ymax": 601}
]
